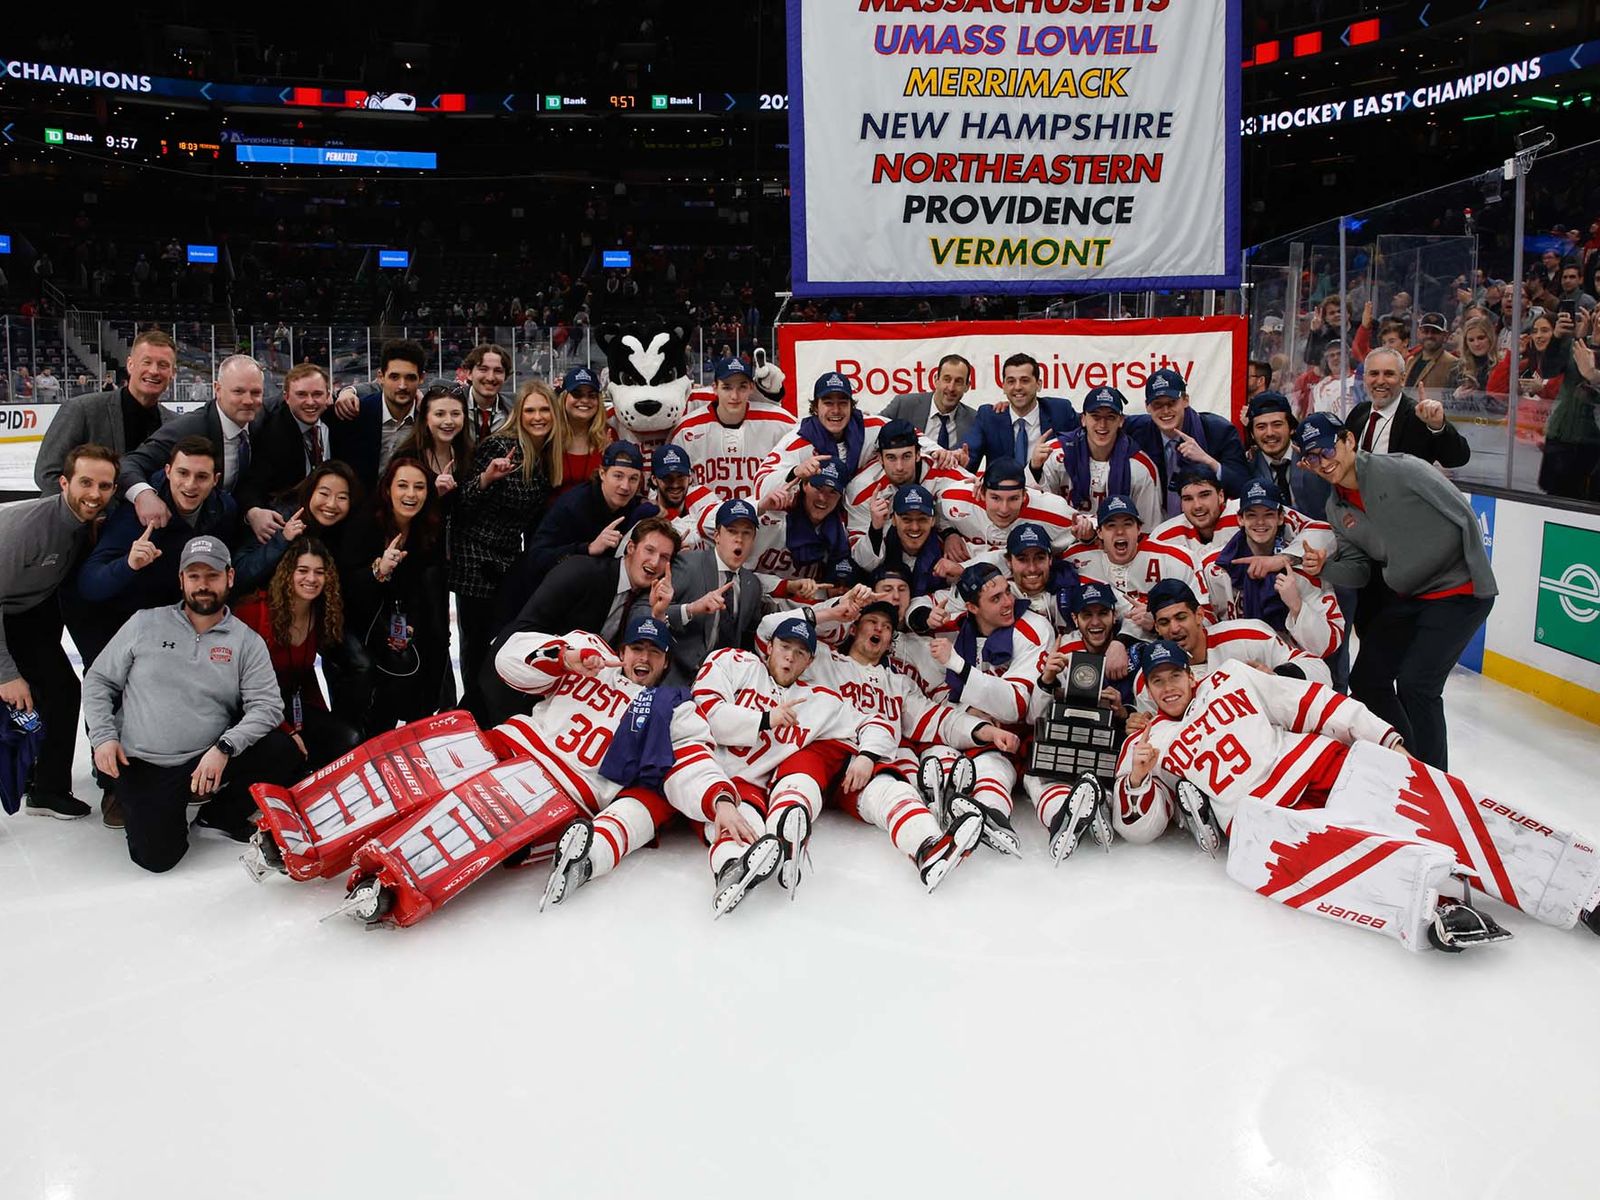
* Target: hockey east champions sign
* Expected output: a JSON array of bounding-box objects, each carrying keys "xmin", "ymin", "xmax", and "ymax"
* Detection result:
[{"xmin": 786, "ymin": 0, "xmax": 1241, "ymax": 296}]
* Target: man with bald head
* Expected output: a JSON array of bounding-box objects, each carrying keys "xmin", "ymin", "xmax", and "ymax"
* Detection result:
[
  {"xmin": 118, "ymin": 354, "xmax": 268, "ymax": 529},
  {"xmin": 1341, "ymin": 347, "xmax": 1470, "ymax": 466}
]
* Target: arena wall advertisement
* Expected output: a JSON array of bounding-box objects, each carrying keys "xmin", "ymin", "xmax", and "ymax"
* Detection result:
[
  {"xmin": 0, "ymin": 401, "xmax": 205, "ymax": 493},
  {"xmin": 785, "ymin": 0, "xmax": 1241, "ymax": 295},
  {"xmin": 776, "ymin": 316, "xmax": 1249, "ymax": 424}
]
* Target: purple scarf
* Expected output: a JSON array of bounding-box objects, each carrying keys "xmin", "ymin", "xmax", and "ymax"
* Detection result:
[
  {"xmin": 786, "ymin": 505, "xmax": 851, "ymax": 570},
  {"xmin": 1064, "ymin": 430, "xmax": 1135, "ymax": 511},
  {"xmin": 798, "ymin": 411, "xmax": 868, "ymax": 480},
  {"xmin": 1216, "ymin": 529, "xmax": 1290, "ymax": 633},
  {"xmin": 599, "ymin": 685, "xmax": 690, "ymax": 790},
  {"xmin": 946, "ymin": 604, "xmax": 1017, "ymax": 703}
]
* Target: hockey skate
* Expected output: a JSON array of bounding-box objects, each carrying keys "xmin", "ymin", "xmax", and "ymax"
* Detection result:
[
  {"xmin": 916, "ymin": 755, "xmax": 947, "ymax": 826},
  {"xmin": 944, "ymin": 756, "xmax": 977, "ymax": 826},
  {"xmin": 325, "ymin": 875, "xmax": 394, "ymax": 927},
  {"xmin": 540, "ymin": 818, "xmax": 595, "ymax": 911},
  {"xmin": 774, "ymin": 804, "xmax": 813, "ymax": 898},
  {"xmin": 1581, "ymin": 906, "xmax": 1600, "ymax": 939},
  {"xmin": 1173, "ymin": 781, "xmax": 1222, "ymax": 858},
  {"xmin": 1428, "ymin": 899, "xmax": 1514, "ymax": 952},
  {"xmin": 915, "ymin": 808, "xmax": 984, "ymax": 893},
  {"xmin": 713, "ymin": 834, "xmax": 783, "ymax": 919},
  {"xmin": 240, "ymin": 827, "xmax": 286, "ymax": 882},
  {"xmin": 950, "ymin": 793, "xmax": 1022, "ymax": 857},
  {"xmin": 1047, "ymin": 776, "xmax": 1113, "ymax": 867}
]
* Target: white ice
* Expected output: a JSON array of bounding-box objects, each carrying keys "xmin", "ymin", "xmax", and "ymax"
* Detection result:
[{"xmin": 3, "ymin": 667, "xmax": 1598, "ymax": 1200}]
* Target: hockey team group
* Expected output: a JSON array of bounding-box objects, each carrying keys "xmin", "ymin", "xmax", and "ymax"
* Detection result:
[{"xmin": 245, "ymin": 353, "xmax": 1600, "ymax": 955}]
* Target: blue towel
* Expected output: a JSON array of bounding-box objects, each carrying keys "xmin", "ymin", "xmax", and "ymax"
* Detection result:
[{"xmin": 599, "ymin": 685, "xmax": 690, "ymax": 791}]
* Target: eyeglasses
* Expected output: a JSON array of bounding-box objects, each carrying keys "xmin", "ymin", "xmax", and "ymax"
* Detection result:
[{"xmin": 1295, "ymin": 447, "xmax": 1337, "ymax": 466}]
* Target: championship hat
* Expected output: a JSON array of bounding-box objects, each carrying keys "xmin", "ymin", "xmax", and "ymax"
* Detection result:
[
  {"xmin": 1145, "ymin": 367, "xmax": 1187, "ymax": 400},
  {"xmin": 807, "ymin": 458, "xmax": 844, "ymax": 491},
  {"xmin": 622, "ymin": 614, "xmax": 672, "ymax": 650},
  {"xmin": 562, "ymin": 365, "xmax": 600, "ymax": 393},
  {"xmin": 1138, "ymin": 638, "xmax": 1190, "ymax": 679},
  {"xmin": 1081, "ymin": 385, "xmax": 1126, "ymax": 414},
  {"xmin": 1097, "ymin": 494, "xmax": 1140, "ymax": 524},
  {"xmin": 1073, "ymin": 581, "xmax": 1117, "ymax": 612},
  {"xmin": 1292, "ymin": 412, "xmax": 1345, "ymax": 458},
  {"xmin": 772, "ymin": 615, "xmax": 818, "ymax": 653},
  {"xmin": 893, "ymin": 483, "xmax": 936, "ymax": 516},
  {"xmin": 1240, "ymin": 478, "xmax": 1282, "ymax": 512},
  {"xmin": 982, "ymin": 457, "xmax": 1027, "ymax": 491},
  {"xmin": 715, "ymin": 498, "xmax": 758, "ymax": 528},
  {"xmin": 956, "ymin": 561, "xmax": 1004, "ymax": 603},
  {"xmin": 714, "ymin": 355, "xmax": 752, "ymax": 382},
  {"xmin": 878, "ymin": 418, "xmax": 919, "ymax": 450},
  {"xmin": 1006, "ymin": 522, "xmax": 1052, "ymax": 556},
  {"xmin": 813, "ymin": 371, "xmax": 853, "ymax": 401},
  {"xmin": 602, "ymin": 442, "xmax": 645, "ymax": 471},
  {"xmin": 1146, "ymin": 578, "xmax": 1200, "ymax": 614},
  {"xmin": 651, "ymin": 444, "xmax": 692, "ymax": 478}
]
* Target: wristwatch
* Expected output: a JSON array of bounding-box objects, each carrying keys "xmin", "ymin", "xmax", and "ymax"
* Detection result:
[{"xmin": 216, "ymin": 736, "xmax": 237, "ymax": 757}]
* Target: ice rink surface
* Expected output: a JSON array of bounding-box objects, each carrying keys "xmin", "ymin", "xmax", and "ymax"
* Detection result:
[{"xmin": 4, "ymin": 666, "xmax": 1599, "ymax": 1200}]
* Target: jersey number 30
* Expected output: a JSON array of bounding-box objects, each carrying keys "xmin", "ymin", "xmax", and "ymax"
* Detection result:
[{"xmin": 553, "ymin": 714, "xmax": 612, "ymax": 767}]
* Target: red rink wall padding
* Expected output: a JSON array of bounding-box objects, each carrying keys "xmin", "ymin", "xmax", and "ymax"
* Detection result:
[{"xmin": 776, "ymin": 316, "xmax": 1250, "ymax": 429}]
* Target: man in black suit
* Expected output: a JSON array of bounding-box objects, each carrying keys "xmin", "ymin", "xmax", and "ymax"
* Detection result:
[
  {"xmin": 236, "ymin": 363, "xmax": 333, "ymax": 543},
  {"xmin": 460, "ymin": 342, "xmax": 512, "ymax": 439},
  {"xmin": 35, "ymin": 328, "xmax": 176, "ymax": 492},
  {"xmin": 1243, "ymin": 392, "xmax": 1333, "ymax": 521},
  {"xmin": 647, "ymin": 499, "xmax": 765, "ymax": 685},
  {"xmin": 328, "ymin": 338, "xmax": 427, "ymax": 491},
  {"xmin": 1123, "ymin": 366, "xmax": 1249, "ymax": 512},
  {"xmin": 878, "ymin": 353, "xmax": 978, "ymax": 451},
  {"xmin": 1341, "ymin": 346, "xmax": 1471, "ymax": 467},
  {"xmin": 118, "ymin": 354, "xmax": 267, "ymax": 530},
  {"xmin": 478, "ymin": 517, "xmax": 683, "ymax": 723}
]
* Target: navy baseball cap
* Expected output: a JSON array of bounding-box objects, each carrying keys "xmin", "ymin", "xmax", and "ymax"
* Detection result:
[
  {"xmin": 1292, "ymin": 412, "xmax": 1345, "ymax": 458},
  {"xmin": 1147, "ymin": 578, "xmax": 1200, "ymax": 614},
  {"xmin": 1081, "ymin": 385, "xmax": 1126, "ymax": 414},
  {"xmin": 651, "ymin": 443, "xmax": 691, "ymax": 479},
  {"xmin": 1097, "ymin": 494, "xmax": 1140, "ymax": 524},
  {"xmin": 893, "ymin": 483, "xmax": 936, "ymax": 516},
  {"xmin": 602, "ymin": 442, "xmax": 645, "ymax": 471},
  {"xmin": 1173, "ymin": 464, "xmax": 1221, "ymax": 490},
  {"xmin": 772, "ymin": 615, "xmax": 818, "ymax": 653},
  {"xmin": 622, "ymin": 614, "xmax": 672, "ymax": 650},
  {"xmin": 813, "ymin": 371, "xmax": 853, "ymax": 401},
  {"xmin": 563, "ymin": 366, "xmax": 600, "ymax": 393},
  {"xmin": 1138, "ymin": 638, "xmax": 1190, "ymax": 679},
  {"xmin": 1075, "ymin": 581, "xmax": 1117, "ymax": 613},
  {"xmin": 878, "ymin": 418, "xmax": 919, "ymax": 450},
  {"xmin": 1246, "ymin": 391, "xmax": 1294, "ymax": 422},
  {"xmin": 714, "ymin": 355, "xmax": 752, "ymax": 382},
  {"xmin": 1240, "ymin": 478, "xmax": 1282, "ymax": 512},
  {"xmin": 983, "ymin": 457, "xmax": 1027, "ymax": 491},
  {"xmin": 1145, "ymin": 367, "xmax": 1187, "ymax": 400},
  {"xmin": 858, "ymin": 599, "xmax": 900, "ymax": 626},
  {"xmin": 1006, "ymin": 522, "xmax": 1051, "ymax": 556},
  {"xmin": 715, "ymin": 498, "xmax": 758, "ymax": 528},
  {"xmin": 956, "ymin": 561, "xmax": 1004, "ymax": 603},
  {"xmin": 807, "ymin": 458, "xmax": 844, "ymax": 492}
]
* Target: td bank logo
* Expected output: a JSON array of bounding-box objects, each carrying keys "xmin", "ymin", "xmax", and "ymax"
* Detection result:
[{"xmin": 1535, "ymin": 523, "xmax": 1600, "ymax": 665}]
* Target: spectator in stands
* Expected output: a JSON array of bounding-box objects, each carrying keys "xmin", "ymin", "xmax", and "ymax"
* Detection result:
[
  {"xmin": 1244, "ymin": 359, "xmax": 1272, "ymax": 402},
  {"xmin": 959, "ymin": 352, "xmax": 1079, "ymax": 472},
  {"xmin": 34, "ymin": 328, "xmax": 175, "ymax": 492},
  {"xmin": 1406, "ymin": 313, "xmax": 1460, "ymax": 394},
  {"xmin": 879, "ymin": 354, "xmax": 977, "ymax": 450},
  {"xmin": 0, "ymin": 444, "xmax": 118, "ymax": 820},
  {"xmin": 233, "ymin": 462, "xmax": 361, "ymax": 594},
  {"xmin": 1302, "ymin": 296, "xmax": 1347, "ymax": 368},
  {"xmin": 1124, "ymin": 367, "xmax": 1249, "ymax": 512},
  {"xmin": 461, "ymin": 343, "xmax": 513, "ymax": 439},
  {"xmin": 339, "ymin": 457, "xmax": 448, "ymax": 736},
  {"xmin": 34, "ymin": 368, "xmax": 60, "ymax": 403},
  {"xmin": 452, "ymin": 380, "xmax": 556, "ymax": 721},
  {"xmin": 234, "ymin": 539, "xmax": 361, "ymax": 773},
  {"xmin": 1244, "ymin": 392, "xmax": 1331, "ymax": 521},
  {"xmin": 1486, "ymin": 309, "xmax": 1566, "ymax": 403},
  {"xmin": 1539, "ymin": 309, "xmax": 1600, "ymax": 501},
  {"xmin": 1450, "ymin": 316, "xmax": 1504, "ymax": 412},
  {"xmin": 236, "ymin": 363, "xmax": 333, "ymax": 543},
  {"xmin": 329, "ymin": 338, "xmax": 428, "ymax": 491},
  {"xmin": 119, "ymin": 354, "xmax": 267, "ymax": 524},
  {"xmin": 83, "ymin": 536, "xmax": 296, "ymax": 871},
  {"xmin": 550, "ymin": 365, "xmax": 609, "ymax": 493},
  {"xmin": 1557, "ymin": 262, "xmax": 1596, "ymax": 314}
]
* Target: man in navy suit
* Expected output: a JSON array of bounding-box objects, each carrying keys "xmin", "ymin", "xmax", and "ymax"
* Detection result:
[
  {"xmin": 1242, "ymin": 391, "xmax": 1332, "ymax": 521},
  {"xmin": 1124, "ymin": 366, "xmax": 1249, "ymax": 515},
  {"xmin": 328, "ymin": 338, "xmax": 427, "ymax": 491},
  {"xmin": 958, "ymin": 352, "xmax": 1079, "ymax": 473}
]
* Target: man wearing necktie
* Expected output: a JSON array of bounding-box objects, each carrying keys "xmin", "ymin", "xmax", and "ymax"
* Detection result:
[
  {"xmin": 954, "ymin": 352, "xmax": 1079, "ymax": 472},
  {"xmin": 1123, "ymin": 366, "xmax": 1250, "ymax": 513},
  {"xmin": 233, "ymin": 362, "xmax": 335, "ymax": 544},
  {"xmin": 878, "ymin": 353, "xmax": 977, "ymax": 451},
  {"xmin": 648, "ymin": 499, "xmax": 764, "ymax": 685},
  {"xmin": 462, "ymin": 343, "xmax": 512, "ymax": 439}
]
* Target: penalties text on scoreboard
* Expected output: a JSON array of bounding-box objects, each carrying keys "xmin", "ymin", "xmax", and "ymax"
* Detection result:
[{"xmin": 787, "ymin": 0, "xmax": 1239, "ymax": 295}]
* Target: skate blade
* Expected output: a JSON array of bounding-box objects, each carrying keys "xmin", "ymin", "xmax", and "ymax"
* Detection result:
[
  {"xmin": 980, "ymin": 822, "xmax": 1022, "ymax": 857},
  {"xmin": 539, "ymin": 823, "xmax": 594, "ymax": 912},
  {"xmin": 713, "ymin": 837, "xmax": 782, "ymax": 920},
  {"xmin": 240, "ymin": 845, "xmax": 270, "ymax": 884},
  {"xmin": 924, "ymin": 813, "xmax": 984, "ymax": 894}
]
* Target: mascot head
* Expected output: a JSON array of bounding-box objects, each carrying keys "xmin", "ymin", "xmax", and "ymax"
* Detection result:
[{"xmin": 602, "ymin": 324, "xmax": 695, "ymax": 438}]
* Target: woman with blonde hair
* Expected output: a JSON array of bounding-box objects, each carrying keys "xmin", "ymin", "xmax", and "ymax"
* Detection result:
[
  {"xmin": 549, "ymin": 364, "xmax": 611, "ymax": 493},
  {"xmin": 1451, "ymin": 315, "xmax": 1503, "ymax": 413},
  {"xmin": 451, "ymin": 379, "xmax": 556, "ymax": 720}
]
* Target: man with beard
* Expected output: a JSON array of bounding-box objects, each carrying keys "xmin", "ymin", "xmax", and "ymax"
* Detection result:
[
  {"xmin": 1034, "ymin": 385, "xmax": 1162, "ymax": 528},
  {"xmin": 879, "ymin": 353, "xmax": 978, "ymax": 451},
  {"xmin": 932, "ymin": 521, "xmax": 1084, "ymax": 638},
  {"xmin": 747, "ymin": 458, "xmax": 855, "ymax": 602},
  {"xmin": 1404, "ymin": 312, "xmax": 1461, "ymax": 395},
  {"xmin": 1, "ymin": 444, "xmax": 118, "ymax": 819},
  {"xmin": 1046, "ymin": 581, "xmax": 1138, "ymax": 716},
  {"xmin": 843, "ymin": 418, "xmax": 967, "ymax": 539},
  {"xmin": 82, "ymin": 537, "xmax": 297, "ymax": 872},
  {"xmin": 850, "ymin": 484, "xmax": 957, "ymax": 597},
  {"xmin": 329, "ymin": 338, "xmax": 429, "ymax": 490}
]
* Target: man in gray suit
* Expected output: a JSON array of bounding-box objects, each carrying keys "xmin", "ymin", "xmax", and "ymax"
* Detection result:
[
  {"xmin": 648, "ymin": 498, "xmax": 765, "ymax": 685},
  {"xmin": 878, "ymin": 353, "xmax": 978, "ymax": 451},
  {"xmin": 34, "ymin": 329, "xmax": 177, "ymax": 492}
]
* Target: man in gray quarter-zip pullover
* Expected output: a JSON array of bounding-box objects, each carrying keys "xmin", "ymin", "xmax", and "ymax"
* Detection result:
[{"xmin": 82, "ymin": 537, "xmax": 298, "ymax": 872}]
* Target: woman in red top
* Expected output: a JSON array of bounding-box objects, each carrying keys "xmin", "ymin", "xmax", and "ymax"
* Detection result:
[
  {"xmin": 234, "ymin": 538, "xmax": 361, "ymax": 773},
  {"xmin": 550, "ymin": 365, "xmax": 612, "ymax": 494}
]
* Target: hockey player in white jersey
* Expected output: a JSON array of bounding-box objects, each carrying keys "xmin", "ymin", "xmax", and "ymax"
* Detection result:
[
  {"xmin": 938, "ymin": 457, "xmax": 1089, "ymax": 559},
  {"xmin": 1151, "ymin": 464, "xmax": 1334, "ymax": 579},
  {"xmin": 850, "ymin": 483, "xmax": 961, "ymax": 597},
  {"xmin": 1115, "ymin": 640, "xmax": 1600, "ymax": 953},
  {"xmin": 1206, "ymin": 479, "xmax": 1345, "ymax": 660},
  {"xmin": 494, "ymin": 615, "xmax": 738, "ymax": 908},
  {"xmin": 692, "ymin": 615, "xmax": 901, "ymax": 914},
  {"xmin": 755, "ymin": 372, "xmax": 894, "ymax": 505},
  {"xmin": 671, "ymin": 354, "xmax": 795, "ymax": 530},
  {"xmin": 745, "ymin": 457, "xmax": 857, "ymax": 603},
  {"xmin": 897, "ymin": 562, "xmax": 1055, "ymax": 855},
  {"xmin": 1133, "ymin": 578, "xmax": 1331, "ymax": 711},
  {"xmin": 1064, "ymin": 494, "xmax": 1209, "ymax": 640},
  {"xmin": 1033, "ymin": 386, "xmax": 1162, "ymax": 528},
  {"xmin": 944, "ymin": 520, "xmax": 1086, "ymax": 637},
  {"xmin": 754, "ymin": 600, "xmax": 1022, "ymax": 891},
  {"xmin": 843, "ymin": 418, "xmax": 969, "ymax": 538}
]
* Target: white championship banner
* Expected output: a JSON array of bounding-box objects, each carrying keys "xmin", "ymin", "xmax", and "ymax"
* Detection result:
[
  {"xmin": 786, "ymin": 0, "xmax": 1240, "ymax": 295},
  {"xmin": 777, "ymin": 316, "xmax": 1248, "ymax": 424}
]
